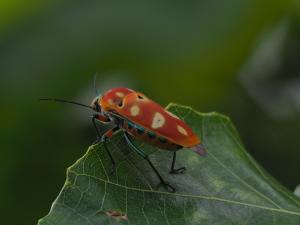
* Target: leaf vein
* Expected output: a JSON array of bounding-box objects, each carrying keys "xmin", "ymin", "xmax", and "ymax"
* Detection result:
[{"xmin": 68, "ymin": 171, "xmax": 300, "ymax": 216}]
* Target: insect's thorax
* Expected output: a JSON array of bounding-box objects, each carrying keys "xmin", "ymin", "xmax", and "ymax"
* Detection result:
[{"xmin": 122, "ymin": 119, "xmax": 182, "ymax": 151}]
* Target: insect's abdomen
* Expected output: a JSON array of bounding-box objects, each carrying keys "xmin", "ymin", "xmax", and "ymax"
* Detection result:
[{"xmin": 123, "ymin": 120, "xmax": 182, "ymax": 151}]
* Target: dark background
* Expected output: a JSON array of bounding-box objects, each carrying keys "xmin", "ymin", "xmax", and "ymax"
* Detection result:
[{"xmin": 0, "ymin": 1, "xmax": 299, "ymax": 224}]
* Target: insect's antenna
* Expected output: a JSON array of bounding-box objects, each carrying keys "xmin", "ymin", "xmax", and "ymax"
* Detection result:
[
  {"xmin": 93, "ymin": 73, "xmax": 99, "ymax": 96},
  {"xmin": 39, "ymin": 98, "xmax": 93, "ymax": 110}
]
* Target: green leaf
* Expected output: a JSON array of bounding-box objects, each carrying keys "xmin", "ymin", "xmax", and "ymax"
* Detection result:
[
  {"xmin": 295, "ymin": 185, "xmax": 300, "ymax": 198},
  {"xmin": 38, "ymin": 103, "xmax": 300, "ymax": 225}
]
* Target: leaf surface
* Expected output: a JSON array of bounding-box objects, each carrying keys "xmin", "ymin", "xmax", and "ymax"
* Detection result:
[{"xmin": 38, "ymin": 104, "xmax": 300, "ymax": 225}]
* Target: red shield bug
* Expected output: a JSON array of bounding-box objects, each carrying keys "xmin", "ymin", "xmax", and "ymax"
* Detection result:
[{"xmin": 41, "ymin": 87, "xmax": 206, "ymax": 192}]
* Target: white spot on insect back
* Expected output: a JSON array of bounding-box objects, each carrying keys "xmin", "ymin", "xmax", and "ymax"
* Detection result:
[
  {"xmin": 166, "ymin": 110, "xmax": 179, "ymax": 119},
  {"xmin": 130, "ymin": 105, "xmax": 140, "ymax": 116},
  {"xmin": 151, "ymin": 112, "xmax": 165, "ymax": 129},
  {"xmin": 115, "ymin": 92, "xmax": 125, "ymax": 98},
  {"xmin": 177, "ymin": 125, "xmax": 188, "ymax": 136}
]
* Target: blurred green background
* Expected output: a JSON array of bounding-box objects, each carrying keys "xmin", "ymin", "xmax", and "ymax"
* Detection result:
[{"xmin": 1, "ymin": 0, "xmax": 300, "ymax": 224}]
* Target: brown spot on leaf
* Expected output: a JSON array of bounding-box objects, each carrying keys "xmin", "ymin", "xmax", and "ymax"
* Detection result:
[{"xmin": 105, "ymin": 210, "xmax": 128, "ymax": 221}]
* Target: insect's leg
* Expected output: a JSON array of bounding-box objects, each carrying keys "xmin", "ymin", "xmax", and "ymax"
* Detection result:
[
  {"xmin": 101, "ymin": 127, "xmax": 120, "ymax": 175},
  {"xmin": 92, "ymin": 114, "xmax": 118, "ymax": 174},
  {"xmin": 92, "ymin": 114, "xmax": 110, "ymax": 143},
  {"xmin": 169, "ymin": 151, "xmax": 186, "ymax": 174},
  {"xmin": 123, "ymin": 132, "xmax": 176, "ymax": 193}
]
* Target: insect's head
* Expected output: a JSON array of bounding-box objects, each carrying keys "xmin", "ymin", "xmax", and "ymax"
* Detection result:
[
  {"xmin": 97, "ymin": 87, "xmax": 134, "ymax": 111},
  {"xmin": 40, "ymin": 87, "xmax": 135, "ymax": 113},
  {"xmin": 90, "ymin": 96, "xmax": 102, "ymax": 112}
]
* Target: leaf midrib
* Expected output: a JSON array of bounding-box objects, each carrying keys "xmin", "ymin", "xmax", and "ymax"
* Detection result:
[{"xmin": 67, "ymin": 170, "xmax": 300, "ymax": 216}]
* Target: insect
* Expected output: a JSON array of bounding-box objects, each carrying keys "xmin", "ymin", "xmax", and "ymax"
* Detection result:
[{"xmin": 41, "ymin": 87, "xmax": 206, "ymax": 192}]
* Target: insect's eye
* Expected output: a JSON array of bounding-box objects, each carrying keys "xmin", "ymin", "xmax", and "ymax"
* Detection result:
[
  {"xmin": 95, "ymin": 102, "xmax": 101, "ymax": 112},
  {"xmin": 118, "ymin": 100, "xmax": 123, "ymax": 107},
  {"xmin": 137, "ymin": 95, "xmax": 144, "ymax": 99}
]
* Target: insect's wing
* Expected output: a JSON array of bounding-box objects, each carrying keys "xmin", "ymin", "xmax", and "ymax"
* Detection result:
[{"xmin": 115, "ymin": 92, "xmax": 200, "ymax": 147}]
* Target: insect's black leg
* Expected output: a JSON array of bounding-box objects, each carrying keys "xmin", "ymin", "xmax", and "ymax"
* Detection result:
[
  {"xmin": 92, "ymin": 115, "xmax": 118, "ymax": 174},
  {"xmin": 92, "ymin": 114, "xmax": 102, "ymax": 142},
  {"xmin": 102, "ymin": 126, "xmax": 120, "ymax": 174},
  {"xmin": 169, "ymin": 151, "xmax": 186, "ymax": 174},
  {"xmin": 102, "ymin": 136, "xmax": 116, "ymax": 175},
  {"xmin": 123, "ymin": 132, "xmax": 176, "ymax": 193}
]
